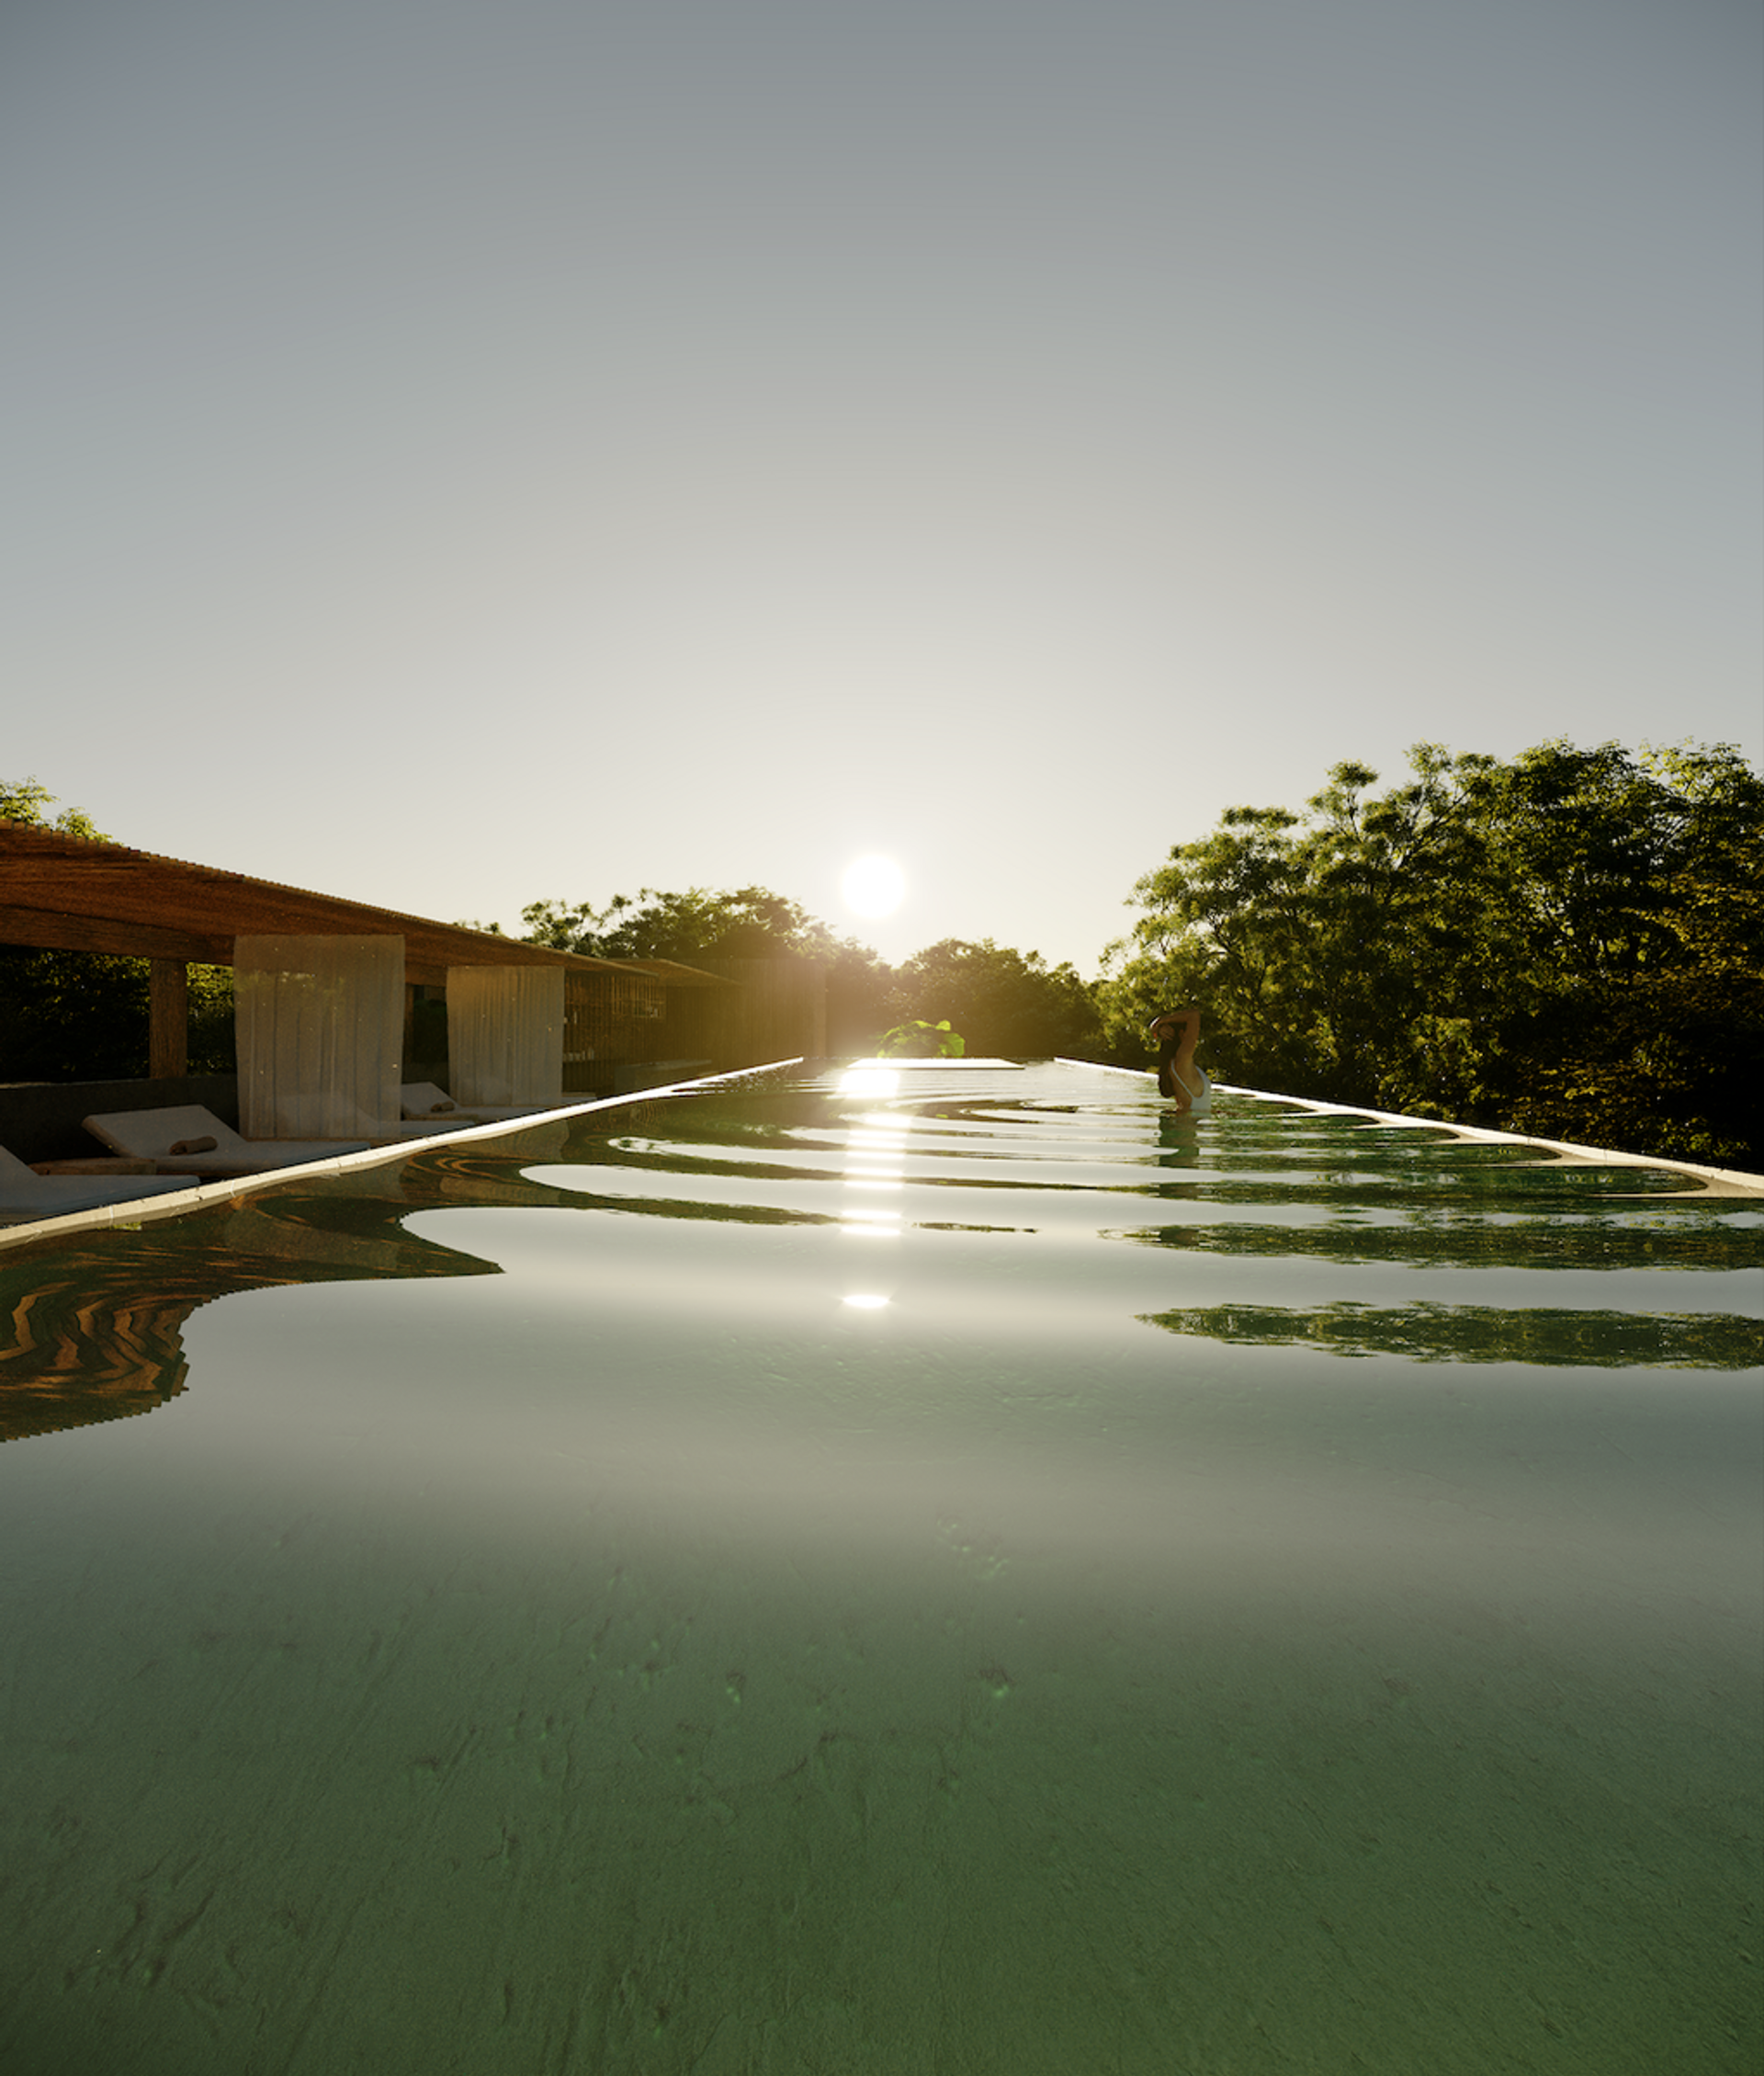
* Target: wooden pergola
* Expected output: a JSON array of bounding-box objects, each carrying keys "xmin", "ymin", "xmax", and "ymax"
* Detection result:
[{"xmin": 0, "ymin": 822, "xmax": 727, "ymax": 1076}]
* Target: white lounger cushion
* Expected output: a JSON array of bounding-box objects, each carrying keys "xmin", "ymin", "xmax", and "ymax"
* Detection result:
[
  {"xmin": 0, "ymin": 1141, "xmax": 190, "ymax": 1219},
  {"xmin": 84, "ymin": 1106, "xmax": 370, "ymax": 1174},
  {"xmin": 401, "ymin": 1083, "xmax": 458, "ymax": 1117},
  {"xmin": 401, "ymin": 1082, "xmax": 560, "ymax": 1123}
]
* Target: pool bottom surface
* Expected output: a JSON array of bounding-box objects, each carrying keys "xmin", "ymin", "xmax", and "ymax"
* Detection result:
[
  {"xmin": 6, "ymin": 1400, "xmax": 1755, "ymax": 2075},
  {"xmin": 0, "ymin": 1064, "xmax": 1758, "ymax": 2073}
]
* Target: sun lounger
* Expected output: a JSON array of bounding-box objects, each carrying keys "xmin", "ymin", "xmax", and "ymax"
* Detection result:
[
  {"xmin": 401, "ymin": 1082, "xmax": 561, "ymax": 1124},
  {"xmin": 0, "ymin": 1142, "xmax": 191, "ymax": 1224},
  {"xmin": 83, "ymin": 1105, "xmax": 371, "ymax": 1178}
]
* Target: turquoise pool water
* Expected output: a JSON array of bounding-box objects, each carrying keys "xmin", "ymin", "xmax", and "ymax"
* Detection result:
[{"xmin": 0, "ymin": 1061, "xmax": 1758, "ymax": 2073}]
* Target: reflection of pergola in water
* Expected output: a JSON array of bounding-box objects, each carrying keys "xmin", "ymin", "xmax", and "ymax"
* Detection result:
[
  {"xmin": 0, "ymin": 821, "xmax": 730, "ymax": 1096},
  {"xmin": 0, "ymin": 1119, "xmax": 614, "ymax": 1444}
]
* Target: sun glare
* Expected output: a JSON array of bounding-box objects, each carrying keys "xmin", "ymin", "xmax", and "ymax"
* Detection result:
[{"xmin": 841, "ymin": 855, "xmax": 905, "ymax": 919}]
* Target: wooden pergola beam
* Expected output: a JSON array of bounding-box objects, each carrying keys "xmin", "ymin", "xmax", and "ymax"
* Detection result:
[
  {"xmin": 0, "ymin": 902, "xmax": 230, "ymax": 963},
  {"xmin": 0, "ymin": 826, "xmax": 733, "ymax": 992}
]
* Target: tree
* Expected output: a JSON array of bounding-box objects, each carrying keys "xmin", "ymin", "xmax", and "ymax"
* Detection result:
[
  {"xmin": 1474, "ymin": 744, "xmax": 1764, "ymax": 1163},
  {"xmin": 509, "ymin": 883, "xmax": 898, "ymax": 1053},
  {"xmin": 496, "ymin": 888, "xmax": 1115, "ymax": 1061},
  {"xmin": 1, "ymin": 777, "xmax": 107, "ymax": 839},
  {"xmin": 1101, "ymin": 741, "xmax": 1763, "ymax": 1166},
  {"xmin": 888, "ymin": 938, "xmax": 1106, "ymax": 1060},
  {"xmin": 1, "ymin": 777, "xmax": 235, "ymax": 1078},
  {"xmin": 514, "ymin": 884, "xmax": 854, "ymax": 961},
  {"xmin": 876, "ymin": 1018, "xmax": 966, "ymax": 1058}
]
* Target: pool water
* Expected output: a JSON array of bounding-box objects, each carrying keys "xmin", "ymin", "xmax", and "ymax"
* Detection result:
[{"xmin": 0, "ymin": 1061, "xmax": 1758, "ymax": 2074}]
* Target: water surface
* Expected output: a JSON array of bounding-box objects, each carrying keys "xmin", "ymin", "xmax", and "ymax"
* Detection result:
[{"xmin": 1, "ymin": 1062, "xmax": 1758, "ymax": 2073}]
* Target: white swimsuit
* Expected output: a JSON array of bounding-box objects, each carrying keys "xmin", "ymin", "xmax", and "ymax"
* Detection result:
[{"xmin": 1165, "ymin": 1063, "xmax": 1212, "ymax": 1114}]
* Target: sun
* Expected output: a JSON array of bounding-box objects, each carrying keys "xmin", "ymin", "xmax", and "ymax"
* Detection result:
[{"xmin": 841, "ymin": 855, "xmax": 905, "ymax": 919}]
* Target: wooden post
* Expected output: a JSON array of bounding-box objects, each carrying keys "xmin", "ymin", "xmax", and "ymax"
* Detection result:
[{"xmin": 149, "ymin": 959, "xmax": 188, "ymax": 1079}]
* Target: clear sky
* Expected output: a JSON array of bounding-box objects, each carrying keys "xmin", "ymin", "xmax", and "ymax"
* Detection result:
[{"xmin": 6, "ymin": 0, "xmax": 1758, "ymax": 974}]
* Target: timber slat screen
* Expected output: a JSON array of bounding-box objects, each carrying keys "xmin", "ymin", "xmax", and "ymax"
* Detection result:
[
  {"xmin": 673, "ymin": 957, "xmax": 827, "ymax": 1072},
  {"xmin": 561, "ymin": 971, "xmax": 667, "ymax": 1090}
]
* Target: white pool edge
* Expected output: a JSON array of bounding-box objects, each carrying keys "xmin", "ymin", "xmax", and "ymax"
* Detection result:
[
  {"xmin": 1055, "ymin": 1059, "xmax": 1764, "ymax": 1197},
  {"xmin": 7, "ymin": 1054, "xmax": 1757, "ymax": 1252},
  {"xmin": 0, "ymin": 1058, "xmax": 809, "ymax": 1252}
]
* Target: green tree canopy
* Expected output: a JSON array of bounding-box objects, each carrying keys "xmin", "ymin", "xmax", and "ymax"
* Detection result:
[
  {"xmin": 876, "ymin": 1018, "xmax": 967, "ymax": 1059},
  {"xmin": 507, "ymin": 884, "xmax": 897, "ymax": 1053},
  {"xmin": 1, "ymin": 777, "xmax": 234, "ymax": 1078},
  {"xmin": 494, "ymin": 889, "xmax": 1114, "ymax": 1061},
  {"xmin": 1, "ymin": 776, "xmax": 107, "ymax": 839},
  {"xmin": 515, "ymin": 885, "xmax": 856, "ymax": 961},
  {"xmin": 888, "ymin": 938, "xmax": 1105, "ymax": 1061},
  {"xmin": 1101, "ymin": 740, "xmax": 1763, "ymax": 1167}
]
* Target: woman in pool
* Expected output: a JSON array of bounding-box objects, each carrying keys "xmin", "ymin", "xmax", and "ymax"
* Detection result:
[{"xmin": 1147, "ymin": 1006, "xmax": 1211, "ymax": 1115}]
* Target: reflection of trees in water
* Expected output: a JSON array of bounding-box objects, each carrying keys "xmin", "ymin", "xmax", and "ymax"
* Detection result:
[
  {"xmin": 0, "ymin": 1099, "xmax": 912, "ymax": 1445},
  {"xmin": 1173, "ymin": 1166, "xmax": 1700, "ymax": 1212},
  {"xmin": 1127, "ymin": 1215, "xmax": 1756, "ymax": 1274},
  {"xmin": 1141, "ymin": 1301, "xmax": 1759, "ymax": 1368},
  {"xmin": 0, "ymin": 1125, "xmax": 585, "ymax": 1446},
  {"xmin": 1158, "ymin": 1106, "xmax": 1718, "ymax": 1194},
  {"xmin": 5, "ymin": 1094, "xmax": 1751, "ymax": 1442}
]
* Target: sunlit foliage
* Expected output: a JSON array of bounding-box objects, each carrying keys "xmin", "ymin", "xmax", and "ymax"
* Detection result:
[
  {"xmin": 1, "ymin": 778, "xmax": 234, "ymax": 1078},
  {"xmin": 1101, "ymin": 741, "xmax": 1763, "ymax": 1166},
  {"xmin": 876, "ymin": 1018, "xmax": 966, "ymax": 1058},
  {"xmin": 884, "ymin": 938, "xmax": 1106, "ymax": 1061}
]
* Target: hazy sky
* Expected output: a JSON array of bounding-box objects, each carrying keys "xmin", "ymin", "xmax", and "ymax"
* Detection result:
[{"xmin": 6, "ymin": 0, "xmax": 1758, "ymax": 972}]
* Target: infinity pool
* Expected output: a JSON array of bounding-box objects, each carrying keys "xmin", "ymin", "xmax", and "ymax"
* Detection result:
[{"xmin": 1, "ymin": 1061, "xmax": 1758, "ymax": 2073}]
